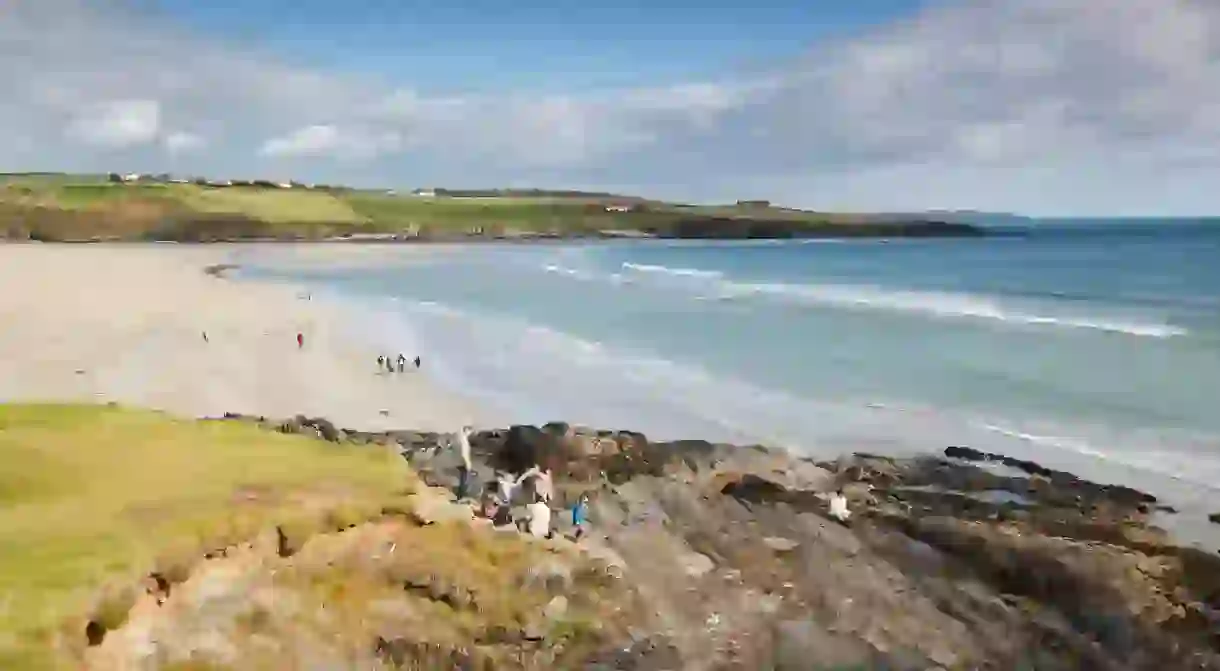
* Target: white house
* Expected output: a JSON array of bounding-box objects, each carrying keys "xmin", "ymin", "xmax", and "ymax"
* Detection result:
[{"xmin": 412, "ymin": 188, "xmax": 437, "ymax": 197}]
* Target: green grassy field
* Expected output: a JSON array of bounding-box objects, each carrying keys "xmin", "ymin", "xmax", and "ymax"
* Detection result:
[{"xmin": 0, "ymin": 173, "xmax": 981, "ymax": 242}]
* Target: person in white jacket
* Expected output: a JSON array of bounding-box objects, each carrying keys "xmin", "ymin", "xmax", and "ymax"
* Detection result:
[
  {"xmin": 828, "ymin": 489, "xmax": 851, "ymax": 525},
  {"xmin": 495, "ymin": 471, "xmax": 518, "ymax": 505},
  {"xmin": 526, "ymin": 495, "xmax": 552, "ymax": 539},
  {"xmin": 451, "ymin": 425, "xmax": 474, "ymax": 500},
  {"xmin": 456, "ymin": 425, "xmax": 473, "ymax": 471},
  {"xmin": 515, "ymin": 465, "xmax": 553, "ymax": 503}
]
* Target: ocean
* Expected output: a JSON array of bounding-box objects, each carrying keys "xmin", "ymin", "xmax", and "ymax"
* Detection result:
[{"xmin": 242, "ymin": 220, "xmax": 1220, "ymax": 542}]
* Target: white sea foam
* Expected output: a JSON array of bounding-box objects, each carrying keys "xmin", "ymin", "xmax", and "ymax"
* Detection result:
[
  {"xmin": 540, "ymin": 259, "xmax": 1187, "ymax": 339},
  {"xmin": 620, "ymin": 262, "xmax": 724, "ymax": 279},
  {"xmin": 719, "ymin": 281, "xmax": 1188, "ymax": 338},
  {"xmin": 353, "ymin": 295, "xmax": 1216, "ymax": 489},
  {"xmin": 976, "ymin": 422, "xmax": 1220, "ymax": 491}
]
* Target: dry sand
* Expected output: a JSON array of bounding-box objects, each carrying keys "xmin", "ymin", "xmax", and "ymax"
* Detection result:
[{"xmin": 0, "ymin": 243, "xmax": 484, "ymax": 431}]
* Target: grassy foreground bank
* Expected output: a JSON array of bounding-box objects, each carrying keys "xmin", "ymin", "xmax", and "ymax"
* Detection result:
[
  {"xmin": 0, "ymin": 404, "xmax": 631, "ymax": 669},
  {"xmin": 0, "ymin": 175, "xmax": 982, "ymax": 242},
  {"xmin": 0, "ymin": 403, "xmax": 410, "ymax": 666}
]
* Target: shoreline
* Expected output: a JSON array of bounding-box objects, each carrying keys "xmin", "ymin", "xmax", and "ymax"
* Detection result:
[
  {"xmin": 2, "ymin": 242, "xmax": 1217, "ymax": 552},
  {"xmin": 0, "ymin": 243, "xmax": 486, "ymax": 433}
]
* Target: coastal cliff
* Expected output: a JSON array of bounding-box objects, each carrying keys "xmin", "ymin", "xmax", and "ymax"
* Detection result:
[{"xmin": 73, "ymin": 411, "xmax": 1219, "ymax": 670}]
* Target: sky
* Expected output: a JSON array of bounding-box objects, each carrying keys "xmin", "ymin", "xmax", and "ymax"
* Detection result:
[{"xmin": 2, "ymin": 0, "xmax": 1219, "ymax": 216}]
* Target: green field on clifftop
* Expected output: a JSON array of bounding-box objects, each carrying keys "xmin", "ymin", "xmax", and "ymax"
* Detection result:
[
  {"xmin": 0, "ymin": 404, "xmax": 412, "ymax": 668},
  {"xmin": 0, "ymin": 173, "xmax": 980, "ymax": 242}
]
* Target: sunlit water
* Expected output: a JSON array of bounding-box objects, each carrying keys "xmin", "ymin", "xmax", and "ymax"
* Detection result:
[{"xmin": 241, "ymin": 221, "xmax": 1220, "ymax": 546}]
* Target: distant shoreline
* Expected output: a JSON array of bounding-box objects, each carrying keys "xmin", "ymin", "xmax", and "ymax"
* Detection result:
[{"xmin": 2, "ymin": 220, "xmax": 988, "ymax": 244}]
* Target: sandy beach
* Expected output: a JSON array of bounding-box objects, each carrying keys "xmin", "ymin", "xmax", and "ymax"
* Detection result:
[{"xmin": 0, "ymin": 243, "xmax": 483, "ymax": 431}]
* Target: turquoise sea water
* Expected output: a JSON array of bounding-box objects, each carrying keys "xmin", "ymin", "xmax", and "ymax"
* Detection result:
[{"xmin": 244, "ymin": 221, "xmax": 1220, "ymax": 541}]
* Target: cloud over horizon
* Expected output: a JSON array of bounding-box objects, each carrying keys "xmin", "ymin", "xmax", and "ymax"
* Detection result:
[{"xmin": 2, "ymin": 0, "xmax": 1219, "ymax": 215}]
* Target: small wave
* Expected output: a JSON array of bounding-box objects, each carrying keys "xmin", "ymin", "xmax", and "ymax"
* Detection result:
[
  {"xmin": 621, "ymin": 262, "xmax": 724, "ymax": 280},
  {"xmin": 717, "ymin": 281, "xmax": 1187, "ymax": 338},
  {"xmin": 543, "ymin": 264, "xmax": 584, "ymax": 277},
  {"xmin": 550, "ymin": 257, "xmax": 1185, "ymax": 339},
  {"xmin": 977, "ymin": 422, "xmax": 1220, "ymax": 490}
]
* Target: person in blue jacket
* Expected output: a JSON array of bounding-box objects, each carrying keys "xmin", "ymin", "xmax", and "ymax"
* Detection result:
[{"xmin": 572, "ymin": 493, "xmax": 589, "ymax": 539}]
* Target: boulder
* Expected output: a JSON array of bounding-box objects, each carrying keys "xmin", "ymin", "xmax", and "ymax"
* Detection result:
[
  {"xmin": 307, "ymin": 417, "xmax": 343, "ymax": 443},
  {"xmin": 497, "ymin": 425, "xmax": 561, "ymax": 474},
  {"xmin": 681, "ymin": 551, "xmax": 716, "ymax": 578},
  {"xmin": 944, "ymin": 445, "xmax": 988, "ymax": 462}
]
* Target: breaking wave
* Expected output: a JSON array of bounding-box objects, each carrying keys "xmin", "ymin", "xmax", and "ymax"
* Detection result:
[{"xmin": 543, "ymin": 260, "xmax": 1187, "ymax": 339}]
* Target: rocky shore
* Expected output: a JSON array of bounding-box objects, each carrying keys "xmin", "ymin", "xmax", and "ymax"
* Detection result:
[{"xmin": 206, "ymin": 413, "xmax": 1220, "ymax": 670}]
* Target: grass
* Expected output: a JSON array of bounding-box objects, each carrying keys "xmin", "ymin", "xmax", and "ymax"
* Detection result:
[
  {"xmin": 2, "ymin": 182, "xmax": 363, "ymax": 224},
  {"xmin": 344, "ymin": 193, "xmax": 619, "ymax": 233},
  {"xmin": 0, "ymin": 174, "xmax": 980, "ymax": 242},
  {"xmin": 0, "ymin": 403, "xmax": 416, "ymax": 669},
  {"xmin": 173, "ymin": 186, "xmax": 364, "ymax": 224}
]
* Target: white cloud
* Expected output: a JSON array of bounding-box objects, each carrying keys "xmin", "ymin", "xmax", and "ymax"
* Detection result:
[
  {"xmin": 164, "ymin": 131, "xmax": 205, "ymax": 154},
  {"xmin": 65, "ymin": 99, "xmax": 160, "ymax": 148},
  {"xmin": 5, "ymin": 0, "xmax": 1220, "ymax": 214},
  {"xmin": 260, "ymin": 124, "xmax": 404, "ymax": 160}
]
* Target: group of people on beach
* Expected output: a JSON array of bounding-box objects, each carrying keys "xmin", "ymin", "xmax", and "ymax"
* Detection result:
[{"xmin": 378, "ymin": 353, "xmax": 420, "ymax": 374}]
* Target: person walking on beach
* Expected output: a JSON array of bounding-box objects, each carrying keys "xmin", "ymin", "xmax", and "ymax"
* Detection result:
[
  {"xmin": 377, "ymin": 354, "xmax": 385, "ymax": 371},
  {"xmin": 201, "ymin": 331, "xmax": 208, "ymax": 343},
  {"xmin": 413, "ymin": 355, "xmax": 421, "ymax": 369},
  {"xmin": 397, "ymin": 353, "xmax": 407, "ymax": 373},
  {"xmin": 384, "ymin": 355, "xmax": 395, "ymax": 373},
  {"xmin": 296, "ymin": 332, "xmax": 304, "ymax": 349}
]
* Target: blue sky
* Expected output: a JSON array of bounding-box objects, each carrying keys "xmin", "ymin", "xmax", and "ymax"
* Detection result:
[
  {"xmin": 3, "ymin": 0, "xmax": 1220, "ymax": 215},
  {"xmin": 147, "ymin": 0, "xmax": 926, "ymax": 91}
]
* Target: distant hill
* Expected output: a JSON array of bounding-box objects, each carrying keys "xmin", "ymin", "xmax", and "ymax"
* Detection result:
[
  {"xmin": 0, "ymin": 173, "xmax": 985, "ymax": 242},
  {"xmin": 893, "ymin": 210, "xmax": 1035, "ymax": 226}
]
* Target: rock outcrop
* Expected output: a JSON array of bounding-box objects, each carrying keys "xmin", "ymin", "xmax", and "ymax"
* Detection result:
[{"xmin": 202, "ymin": 413, "xmax": 1220, "ymax": 669}]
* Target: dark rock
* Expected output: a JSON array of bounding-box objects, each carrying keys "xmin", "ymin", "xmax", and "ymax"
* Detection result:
[
  {"xmin": 307, "ymin": 416, "xmax": 342, "ymax": 442},
  {"xmin": 720, "ymin": 474, "xmax": 823, "ymax": 514},
  {"xmin": 722, "ymin": 474, "xmax": 790, "ymax": 505},
  {"xmin": 497, "ymin": 424, "xmax": 561, "ymax": 474},
  {"xmin": 277, "ymin": 417, "xmax": 304, "ymax": 435},
  {"xmin": 1210, "ymin": 513, "xmax": 1220, "ymax": 525},
  {"xmin": 945, "ymin": 445, "xmax": 988, "ymax": 461}
]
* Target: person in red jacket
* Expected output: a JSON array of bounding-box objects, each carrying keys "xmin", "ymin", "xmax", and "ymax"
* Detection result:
[{"xmin": 296, "ymin": 332, "xmax": 304, "ymax": 349}]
